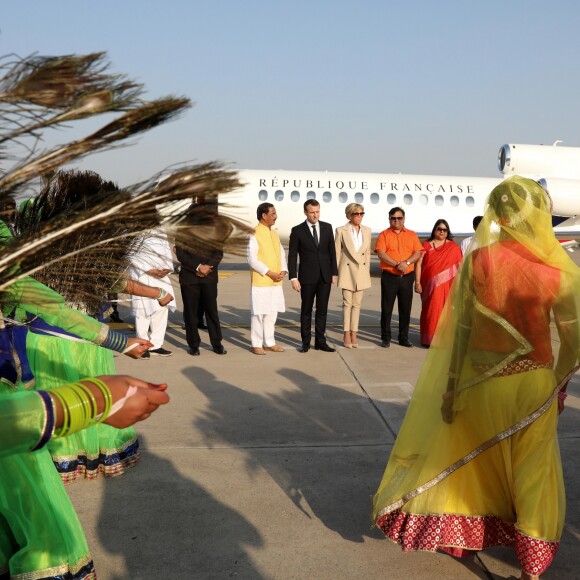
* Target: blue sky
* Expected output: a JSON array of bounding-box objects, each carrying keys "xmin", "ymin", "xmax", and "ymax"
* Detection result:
[{"xmin": 2, "ymin": 1, "xmax": 580, "ymax": 186}]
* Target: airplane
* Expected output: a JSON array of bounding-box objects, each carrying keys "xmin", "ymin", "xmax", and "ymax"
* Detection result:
[{"xmin": 219, "ymin": 142, "xmax": 580, "ymax": 243}]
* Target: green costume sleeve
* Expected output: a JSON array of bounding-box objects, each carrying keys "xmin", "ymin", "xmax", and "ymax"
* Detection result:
[
  {"xmin": 7, "ymin": 276, "xmax": 107, "ymax": 344},
  {"xmin": 0, "ymin": 391, "xmax": 47, "ymax": 457}
]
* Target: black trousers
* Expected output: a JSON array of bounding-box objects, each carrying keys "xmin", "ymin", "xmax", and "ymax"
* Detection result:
[
  {"xmin": 380, "ymin": 271, "xmax": 415, "ymax": 342},
  {"xmin": 300, "ymin": 280, "xmax": 331, "ymax": 346},
  {"xmin": 180, "ymin": 282, "xmax": 222, "ymax": 349}
]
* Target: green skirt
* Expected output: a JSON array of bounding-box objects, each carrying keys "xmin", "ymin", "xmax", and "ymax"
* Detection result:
[
  {"xmin": 27, "ymin": 332, "xmax": 140, "ymax": 483},
  {"xmin": 0, "ymin": 385, "xmax": 95, "ymax": 579}
]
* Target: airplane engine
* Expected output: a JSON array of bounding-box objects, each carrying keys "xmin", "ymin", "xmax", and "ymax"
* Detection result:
[
  {"xmin": 537, "ymin": 177, "xmax": 580, "ymax": 216},
  {"xmin": 498, "ymin": 143, "xmax": 580, "ymax": 180}
]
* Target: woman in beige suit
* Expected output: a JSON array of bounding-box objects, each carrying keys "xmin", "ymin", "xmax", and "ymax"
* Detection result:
[{"xmin": 334, "ymin": 203, "xmax": 372, "ymax": 348}]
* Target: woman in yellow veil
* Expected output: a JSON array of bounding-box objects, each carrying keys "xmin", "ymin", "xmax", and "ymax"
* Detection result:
[{"xmin": 372, "ymin": 176, "xmax": 580, "ymax": 579}]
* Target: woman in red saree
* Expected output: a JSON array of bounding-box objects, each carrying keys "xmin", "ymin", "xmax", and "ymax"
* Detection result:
[{"xmin": 415, "ymin": 219, "xmax": 462, "ymax": 347}]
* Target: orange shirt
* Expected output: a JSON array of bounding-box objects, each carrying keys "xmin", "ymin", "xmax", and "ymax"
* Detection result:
[{"xmin": 374, "ymin": 227, "xmax": 423, "ymax": 274}]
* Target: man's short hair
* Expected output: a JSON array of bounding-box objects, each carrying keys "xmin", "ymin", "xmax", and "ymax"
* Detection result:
[
  {"xmin": 303, "ymin": 199, "xmax": 320, "ymax": 211},
  {"xmin": 257, "ymin": 202, "xmax": 274, "ymax": 222},
  {"xmin": 388, "ymin": 206, "xmax": 405, "ymax": 217},
  {"xmin": 473, "ymin": 215, "xmax": 483, "ymax": 230}
]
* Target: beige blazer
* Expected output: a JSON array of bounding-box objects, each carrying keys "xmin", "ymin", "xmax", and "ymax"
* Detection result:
[{"xmin": 334, "ymin": 223, "xmax": 372, "ymax": 291}]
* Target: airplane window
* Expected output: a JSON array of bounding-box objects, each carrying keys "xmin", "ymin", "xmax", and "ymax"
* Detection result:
[
  {"xmin": 323, "ymin": 191, "xmax": 332, "ymax": 202},
  {"xmin": 307, "ymin": 191, "xmax": 316, "ymax": 200},
  {"xmin": 387, "ymin": 193, "xmax": 396, "ymax": 204},
  {"xmin": 291, "ymin": 190, "xmax": 300, "ymax": 202},
  {"xmin": 435, "ymin": 195, "xmax": 444, "ymax": 206},
  {"xmin": 259, "ymin": 190, "xmax": 268, "ymax": 201},
  {"xmin": 354, "ymin": 192, "xmax": 363, "ymax": 203},
  {"xmin": 404, "ymin": 194, "xmax": 413, "ymax": 205},
  {"xmin": 275, "ymin": 190, "xmax": 284, "ymax": 202},
  {"xmin": 370, "ymin": 193, "xmax": 379, "ymax": 204},
  {"xmin": 450, "ymin": 195, "xmax": 459, "ymax": 207},
  {"xmin": 419, "ymin": 194, "xmax": 428, "ymax": 206},
  {"xmin": 466, "ymin": 196, "xmax": 475, "ymax": 207},
  {"xmin": 338, "ymin": 192, "xmax": 348, "ymax": 203}
]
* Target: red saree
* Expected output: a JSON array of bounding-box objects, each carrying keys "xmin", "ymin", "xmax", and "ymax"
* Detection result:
[{"xmin": 419, "ymin": 240, "xmax": 462, "ymax": 346}]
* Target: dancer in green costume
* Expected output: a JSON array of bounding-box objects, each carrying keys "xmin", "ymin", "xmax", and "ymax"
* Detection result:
[
  {"xmin": 1, "ymin": 274, "xmax": 168, "ymax": 578},
  {"xmin": 26, "ymin": 292, "xmax": 149, "ymax": 482}
]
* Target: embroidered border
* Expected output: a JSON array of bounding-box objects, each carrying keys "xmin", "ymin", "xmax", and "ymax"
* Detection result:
[
  {"xmin": 53, "ymin": 438, "xmax": 140, "ymax": 484},
  {"xmin": 32, "ymin": 391, "xmax": 55, "ymax": 451},
  {"xmin": 377, "ymin": 510, "xmax": 559, "ymax": 576},
  {"xmin": 12, "ymin": 555, "xmax": 95, "ymax": 580},
  {"xmin": 472, "ymin": 358, "xmax": 553, "ymax": 378}
]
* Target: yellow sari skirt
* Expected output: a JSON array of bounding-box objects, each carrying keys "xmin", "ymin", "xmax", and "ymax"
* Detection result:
[{"xmin": 374, "ymin": 368, "xmax": 564, "ymax": 576}]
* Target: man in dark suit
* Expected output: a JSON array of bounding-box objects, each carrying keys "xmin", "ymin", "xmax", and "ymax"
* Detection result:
[
  {"xmin": 175, "ymin": 196, "xmax": 227, "ymax": 356},
  {"xmin": 288, "ymin": 199, "xmax": 338, "ymax": 352}
]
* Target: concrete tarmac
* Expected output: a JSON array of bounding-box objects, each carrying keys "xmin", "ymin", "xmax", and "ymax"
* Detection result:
[{"xmin": 68, "ymin": 252, "xmax": 580, "ymax": 579}]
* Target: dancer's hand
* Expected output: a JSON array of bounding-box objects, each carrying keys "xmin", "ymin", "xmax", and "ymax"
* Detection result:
[
  {"xmin": 124, "ymin": 338, "xmax": 153, "ymax": 359},
  {"xmin": 558, "ymin": 381, "xmax": 569, "ymax": 415},
  {"xmin": 94, "ymin": 375, "xmax": 169, "ymax": 428},
  {"xmin": 51, "ymin": 376, "xmax": 169, "ymax": 431}
]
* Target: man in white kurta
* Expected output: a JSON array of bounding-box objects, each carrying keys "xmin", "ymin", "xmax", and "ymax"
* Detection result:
[
  {"xmin": 247, "ymin": 203, "xmax": 287, "ymax": 354},
  {"xmin": 130, "ymin": 228, "xmax": 176, "ymax": 357}
]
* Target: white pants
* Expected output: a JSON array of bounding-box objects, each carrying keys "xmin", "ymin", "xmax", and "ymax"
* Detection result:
[
  {"xmin": 251, "ymin": 312, "xmax": 278, "ymax": 347},
  {"xmin": 134, "ymin": 306, "xmax": 169, "ymax": 350}
]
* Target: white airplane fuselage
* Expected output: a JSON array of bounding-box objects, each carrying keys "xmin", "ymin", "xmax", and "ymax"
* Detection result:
[
  {"xmin": 223, "ymin": 170, "xmax": 503, "ymax": 242},
  {"xmin": 223, "ymin": 168, "xmax": 580, "ymax": 241}
]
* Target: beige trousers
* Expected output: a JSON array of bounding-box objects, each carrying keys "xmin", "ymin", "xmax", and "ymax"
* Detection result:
[{"xmin": 342, "ymin": 288, "xmax": 364, "ymax": 332}]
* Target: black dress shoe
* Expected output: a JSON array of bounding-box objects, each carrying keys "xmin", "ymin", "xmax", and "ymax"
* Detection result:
[
  {"xmin": 149, "ymin": 347, "xmax": 173, "ymax": 357},
  {"xmin": 198, "ymin": 322, "xmax": 208, "ymax": 330},
  {"xmin": 298, "ymin": 345, "xmax": 310, "ymax": 353},
  {"xmin": 188, "ymin": 347, "xmax": 200, "ymax": 356},
  {"xmin": 315, "ymin": 343, "xmax": 336, "ymax": 352},
  {"xmin": 213, "ymin": 345, "xmax": 227, "ymax": 355},
  {"xmin": 399, "ymin": 340, "xmax": 413, "ymax": 348},
  {"xmin": 381, "ymin": 340, "xmax": 391, "ymax": 348}
]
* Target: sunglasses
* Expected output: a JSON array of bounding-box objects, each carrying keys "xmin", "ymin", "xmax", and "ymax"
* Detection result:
[
  {"xmin": 390, "ymin": 216, "xmax": 404, "ymax": 221},
  {"xmin": 436, "ymin": 227, "xmax": 448, "ymax": 232},
  {"xmin": 351, "ymin": 212, "xmax": 365, "ymax": 216}
]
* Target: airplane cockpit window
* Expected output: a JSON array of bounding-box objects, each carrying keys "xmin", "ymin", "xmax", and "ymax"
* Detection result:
[
  {"xmin": 291, "ymin": 190, "xmax": 300, "ymax": 202},
  {"xmin": 387, "ymin": 193, "xmax": 396, "ymax": 204},
  {"xmin": 322, "ymin": 191, "xmax": 332, "ymax": 202},
  {"xmin": 307, "ymin": 191, "xmax": 316, "ymax": 200},
  {"xmin": 275, "ymin": 189, "xmax": 284, "ymax": 201},
  {"xmin": 435, "ymin": 195, "xmax": 444, "ymax": 206},
  {"xmin": 403, "ymin": 194, "xmax": 412, "ymax": 205},
  {"xmin": 370, "ymin": 193, "xmax": 379, "ymax": 204},
  {"xmin": 259, "ymin": 190, "xmax": 268, "ymax": 201},
  {"xmin": 354, "ymin": 192, "xmax": 363, "ymax": 203},
  {"xmin": 419, "ymin": 194, "xmax": 428, "ymax": 206},
  {"xmin": 338, "ymin": 192, "xmax": 348, "ymax": 203},
  {"xmin": 450, "ymin": 195, "xmax": 459, "ymax": 207},
  {"xmin": 466, "ymin": 196, "xmax": 475, "ymax": 207}
]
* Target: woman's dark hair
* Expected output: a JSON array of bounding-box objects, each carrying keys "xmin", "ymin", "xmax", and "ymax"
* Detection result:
[{"xmin": 427, "ymin": 218, "xmax": 453, "ymax": 241}]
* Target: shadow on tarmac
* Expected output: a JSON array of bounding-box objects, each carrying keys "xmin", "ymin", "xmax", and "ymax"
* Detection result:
[
  {"xmin": 96, "ymin": 435, "xmax": 265, "ymax": 579},
  {"xmin": 181, "ymin": 365, "xmax": 580, "ymax": 578}
]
